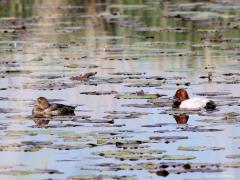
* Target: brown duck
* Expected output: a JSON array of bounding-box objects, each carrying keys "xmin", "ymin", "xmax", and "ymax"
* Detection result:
[{"xmin": 32, "ymin": 97, "xmax": 76, "ymax": 117}]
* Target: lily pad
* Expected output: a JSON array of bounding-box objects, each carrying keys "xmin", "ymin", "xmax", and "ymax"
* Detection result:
[
  {"xmin": 95, "ymin": 149, "xmax": 166, "ymax": 161},
  {"xmin": 161, "ymin": 155, "xmax": 196, "ymax": 160},
  {"xmin": 149, "ymin": 136, "xmax": 188, "ymax": 142},
  {"xmin": 194, "ymin": 92, "xmax": 231, "ymax": 96},
  {"xmin": 115, "ymin": 93, "xmax": 162, "ymax": 99},
  {"xmin": 178, "ymin": 146, "xmax": 225, "ymax": 151},
  {"xmin": 80, "ymin": 91, "xmax": 117, "ymax": 95},
  {"xmin": 103, "ymin": 111, "xmax": 149, "ymax": 119},
  {"xmin": 0, "ymin": 169, "xmax": 63, "ymax": 175}
]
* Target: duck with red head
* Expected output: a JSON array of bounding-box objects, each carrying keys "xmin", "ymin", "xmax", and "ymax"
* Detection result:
[
  {"xmin": 32, "ymin": 97, "xmax": 76, "ymax": 117},
  {"xmin": 172, "ymin": 89, "xmax": 216, "ymax": 110}
]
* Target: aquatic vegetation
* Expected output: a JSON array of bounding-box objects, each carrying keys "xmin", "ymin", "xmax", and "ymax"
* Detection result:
[{"xmin": 0, "ymin": 0, "xmax": 240, "ymax": 179}]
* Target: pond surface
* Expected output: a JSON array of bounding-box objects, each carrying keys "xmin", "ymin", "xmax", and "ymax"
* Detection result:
[{"xmin": 0, "ymin": 0, "xmax": 240, "ymax": 179}]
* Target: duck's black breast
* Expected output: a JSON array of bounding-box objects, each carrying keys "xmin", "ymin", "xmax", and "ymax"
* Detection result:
[{"xmin": 172, "ymin": 100, "xmax": 181, "ymax": 109}]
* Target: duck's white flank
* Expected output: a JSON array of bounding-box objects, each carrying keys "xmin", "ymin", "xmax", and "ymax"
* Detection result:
[{"xmin": 179, "ymin": 97, "xmax": 209, "ymax": 110}]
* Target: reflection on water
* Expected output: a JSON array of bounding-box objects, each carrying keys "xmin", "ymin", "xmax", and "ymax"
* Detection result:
[
  {"xmin": 0, "ymin": 0, "xmax": 240, "ymax": 179},
  {"xmin": 33, "ymin": 119, "xmax": 50, "ymax": 127},
  {"xmin": 173, "ymin": 114, "xmax": 189, "ymax": 124}
]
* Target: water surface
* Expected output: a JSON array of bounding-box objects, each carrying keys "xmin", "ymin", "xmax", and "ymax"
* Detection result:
[{"xmin": 0, "ymin": 0, "xmax": 240, "ymax": 179}]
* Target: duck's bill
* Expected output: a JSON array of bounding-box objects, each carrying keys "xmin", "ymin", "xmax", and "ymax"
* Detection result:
[{"xmin": 171, "ymin": 95, "xmax": 177, "ymax": 100}]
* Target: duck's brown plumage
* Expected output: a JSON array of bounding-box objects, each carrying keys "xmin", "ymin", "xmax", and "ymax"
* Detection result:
[{"xmin": 32, "ymin": 97, "xmax": 75, "ymax": 117}]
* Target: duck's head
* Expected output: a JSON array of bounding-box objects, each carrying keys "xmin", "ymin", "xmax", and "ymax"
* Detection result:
[
  {"xmin": 172, "ymin": 89, "xmax": 189, "ymax": 108},
  {"xmin": 36, "ymin": 97, "xmax": 50, "ymax": 109},
  {"xmin": 174, "ymin": 89, "xmax": 189, "ymax": 102}
]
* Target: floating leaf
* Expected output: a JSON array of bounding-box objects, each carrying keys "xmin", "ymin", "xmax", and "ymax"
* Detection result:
[
  {"xmin": 161, "ymin": 155, "xmax": 196, "ymax": 160},
  {"xmin": 95, "ymin": 149, "xmax": 166, "ymax": 161},
  {"xmin": 0, "ymin": 169, "xmax": 63, "ymax": 175},
  {"xmin": 115, "ymin": 94, "xmax": 161, "ymax": 99},
  {"xmin": 178, "ymin": 146, "xmax": 225, "ymax": 151},
  {"xmin": 65, "ymin": 64, "xmax": 79, "ymax": 68},
  {"xmin": 194, "ymin": 92, "xmax": 231, "ymax": 96},
  {"xmin": 80, "ymin": 91, "xmax": 117, "ymax": 95}
]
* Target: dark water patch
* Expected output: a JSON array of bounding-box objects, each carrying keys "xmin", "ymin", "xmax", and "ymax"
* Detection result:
[
  {"xmin": 167, "ymin": 10, "xmax": 231, "ymax": 21},
  {"xmin": 115, "ymin": 140, "xmax": 147, "ymax": 149},
  {"xmin": 178, "ymin": 126, "xmax": 223, "ymax": 132},
  {"xmin": 156, "ymin": 170, "xmax": 169, "ymax": 177},
  {"xmin": 49, "ymin": 143, "xmax": 96, "ymax": 150},
  {"xmin": 194, "ymin": 92, "xmax": 231, "ymax": 96},
  {"xmin": 30, "ymin": 123, "xmax": 83, "ymax": 129},
  {"xmin": 74, "ymin": 118, "xmax": 114, "ymax": 124},
  {"xmin": 223, "ymin": 73, "xmax": 240, "ymax": 76},
  {"xmin": 21, "ymin": 140, "xmax": 53, "ymax": 146},
  {"xmin": 142, "ymin": 123, "xmax": 177, "ymax": 128},
  {"xmin": 93, "ymin": 123, "xmax": 125, "ymax": 128},
  {"xmin": 94, "ymin": 149, "xmax": 166, "ymax": 161},
  {"xmin": 98, "ymin": 161, "xmax": 228, "ymax": 175},
  {"xmin": 216, "ymin": 80, "xmax": 240, "ymax": 84},
  {"xmin": 145, "ymin": 76, "xmax": 167, "ymax": 81},
  {"xmin": 162, "ymin": 109, "xmax": 204, "ymax": 116},
  {"xmin": 116, "ymin": 92, "xmax": 163, "ymax": 99},
  {"xmin": 153, "ymin": 130, "xmax": 171, "ymax": 133},
  {"xmin": 103, "ymin": 111, "xmax": 150, "ymax": 120},
  {"xmin": 149, "ymin": 136, "xmax": 188, "ymax": 143},
  {"xmin": 67, "ymin": 175, "xmax": 136, "ymax": 180},
  {"xmin": 80, "ymin": 91, "xmax": 117, "ymax": 95},
  {"xmin": 109, "ymin": 72, "xmax": 146, "ymax": 76},
  {"xmin": 30, "ymin": 74, "xmax": 63, "ymax": 80},
  {"xmin": 136, "ymin": 26, "xmax": 189, "ymax": 33},
  {"xmin": 122, "ymin": 103, "xmax": 167, "ymax": 108},
  {"xmin": 125, "ymin": 81, "xmax": 166, "ymax": 88},
  {"xmin": 32, "ymin": 115, "xmax": 90, "ymax": 122},
  {"xmin": 105, "ymin": 57, "xmax": 139, "ymax": 61},
  {"xmin": 0, "ymin": 168, "xmax": 63, "ymax": 175},
  {"xmin": 52, "ymin": 43, "xmax": 69, "ymax": 49},
  {"xmin": 23, "ymin": 81, "xmax": 76, "ymax": 90},
  {"xmin": 3, "ymin": 70, "xmax": 32, "ymax": 74},
  {"xmin": 0, "ymin": 140, "xmax": 52, "ymax": 152}
]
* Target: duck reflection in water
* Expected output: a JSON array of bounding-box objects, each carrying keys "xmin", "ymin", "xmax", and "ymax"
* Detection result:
[
  {"xmin": 34, "ymin": 119, "xmax": 50, "ymax": 127},
  {"xmin": 173, "ymin": 114, "xmax": 189, "ymax": 124}
]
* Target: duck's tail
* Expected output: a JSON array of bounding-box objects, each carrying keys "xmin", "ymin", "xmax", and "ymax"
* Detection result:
[
  {"xmin": 205, "ymin": 100, "xmax": 216, "ymax": 110},
  {"xmin": 72, "ymin": 105, "xmax": 79, "ymax": 109}
]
